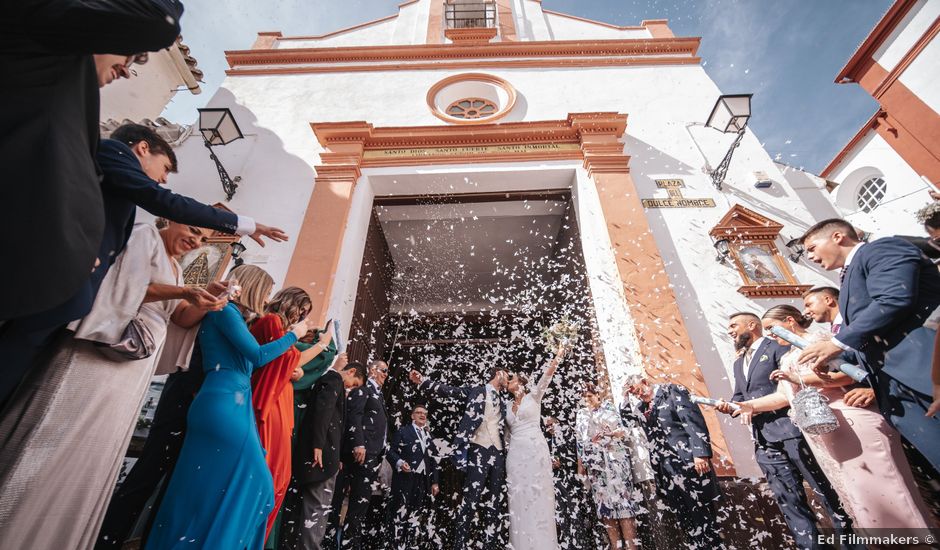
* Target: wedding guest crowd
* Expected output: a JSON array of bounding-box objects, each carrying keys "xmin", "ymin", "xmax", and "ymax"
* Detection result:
[{"xmin": 1, "ymin": 6, "xmax": 938, "ymax": 544}]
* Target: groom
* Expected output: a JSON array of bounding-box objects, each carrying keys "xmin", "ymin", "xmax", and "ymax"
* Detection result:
[{"xmin": 408, "ymin": 367, "xmax": 509, "ymax": 549}]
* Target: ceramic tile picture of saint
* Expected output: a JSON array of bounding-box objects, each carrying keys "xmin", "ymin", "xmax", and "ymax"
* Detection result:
[
  {"xmin": 180, "ymin": 241, "xmax": 231, "ymax": 288},
  {"xmin": 735, "ymin": 244, "xmax": 787, "ymax": 285}
]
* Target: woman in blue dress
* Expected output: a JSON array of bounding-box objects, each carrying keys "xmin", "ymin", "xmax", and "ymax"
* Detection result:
[{"xmin": 147, "ymin": 266, "xmax": 315, "ymax": 549}]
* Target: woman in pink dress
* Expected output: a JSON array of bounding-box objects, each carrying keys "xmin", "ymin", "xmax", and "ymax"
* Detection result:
[{"xmin": 735, "ymin": 304, "xmax": 933, "ymax": 534}]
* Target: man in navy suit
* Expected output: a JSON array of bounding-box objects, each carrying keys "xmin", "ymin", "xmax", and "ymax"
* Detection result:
[
  {"xmin": 295, "ymin": 356, "xmax": 367, "ymax": 550},
  {"xmin": 0, "ymin": 123, "xmax": 289, "ymax": 410},
  {"xmin": 799, "ymin": 218, "xmax": 940, "ymax": 473},
  {"xmin": 329, "ymin": 360, "xmax": 389, "ymax": 548},
  {"xmin": 718, "ymin": 312, "xmax": 853, "ymax": 550},
  {"xmin": 408, "ymin": 366, "xmax": 508, "ymax": 549},
  {"xmin": 626, "ymin": 374, "xmax": 722, "ymax": 549},
  {"xmin": 386, "ymin": 405, "xmax": 440, "ymax": 549}
]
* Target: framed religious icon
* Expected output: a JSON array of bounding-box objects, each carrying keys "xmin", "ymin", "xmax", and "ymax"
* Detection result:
[
  {"xmin": 709, "ymin": 204, "xmax": 811, "ymax": 298},
  {"xmin": 179, "ymin": 203, "xmax": 242, "ymax": 288},
  {"xmin": 731, "ymin": 243, "xmax": 788, "ymax": 286},
  {"xmin": 180, "ymin": 238, "xmax": 236, "ymax": 288}
]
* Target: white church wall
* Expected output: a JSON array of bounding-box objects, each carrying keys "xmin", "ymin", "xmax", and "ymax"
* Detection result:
[
  {"xmin": 827, "ymin": 130, "xmax": 933, "ymax": 238},
  {"xmin": 542, "ymin": 13, "xmax": 651, "ymax": 41},
  {"xmin": 326, "ymin": 176, "xmax": 377, "ymax": 343},
  {"xmin": 160, "ymin": 46, "xmax": 841, "ymax": 474},
  {"xmin": 899, "ymin": 31, "xmax": 940, "ymax": 116},
  {"xmin": 872, "ymin": 0, "xmax": 939, "ymax": 73},
  {"xmin": 774, "ymin": 162, "xmax": 842, "ymax": 223},
  {"xmin": 275, "ymin": 18, "xmax": 398, "ymax": 49},
  {"xmin": 100, "ymin": 48, "xmax": 192, "ymax": 122},
  {"xmin": 508, "ymin": 0, "xmax": 552, "ymax": 41}
]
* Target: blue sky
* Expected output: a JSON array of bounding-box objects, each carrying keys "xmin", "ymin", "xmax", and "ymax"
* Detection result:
[{"xmin": 163, "ymin": 0, "xmax": 891, "ymax": 174}]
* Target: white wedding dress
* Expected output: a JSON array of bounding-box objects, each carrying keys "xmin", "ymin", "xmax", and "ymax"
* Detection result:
[{"xmin": 506, "ymin": 367, "xmax": 559, "ymax": 550}]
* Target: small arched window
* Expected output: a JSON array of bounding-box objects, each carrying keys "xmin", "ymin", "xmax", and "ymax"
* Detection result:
[{"xmin": 855, "ymin": 176, "xmax": 886, "ymax": 213}]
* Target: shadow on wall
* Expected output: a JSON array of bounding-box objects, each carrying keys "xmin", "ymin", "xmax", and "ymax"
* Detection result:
[
  {"xmin": 502, "ymin": 89, "xmax": 529, "ymax": 123},
  {"xmin": 624, "ymin": 133, "xmax": 760, "ymax": 476},
  {"xmin": 185, "ymin": 87, "xmax": 320, "ymax": 284}
]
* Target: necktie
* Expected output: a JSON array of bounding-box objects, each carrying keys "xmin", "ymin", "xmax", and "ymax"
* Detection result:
[
  {"xmin": 830, "ymin": 323, "xmax": 841, "ymax": 335},
  {"xmin": 839, "ymin": 266, "xmax": 847, "ymax": 284}
]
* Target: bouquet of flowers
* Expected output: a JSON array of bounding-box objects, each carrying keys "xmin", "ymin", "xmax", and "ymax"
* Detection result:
[
  {"xmin": 915, "ymin": 200, "xmax": 940, "ymax": 224},
  {"xmin": 541, "ymin": 316, "xmax": 580, "ymax": 351}
]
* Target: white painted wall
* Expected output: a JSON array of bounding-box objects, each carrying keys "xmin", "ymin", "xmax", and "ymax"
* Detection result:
[
  {"xmin": 899, "ymin": 32, "xmax": 940, "ymax": 115},
  {"xmin": 100, "ymin": 47, "xmax": 197, "ymax": 122},
  {"xmin": 873, "ymin": 0, "xmax": 939, "ymax": 72},
  {"xmin": 774, "ymin": 162, "xmax": 842, "ymax": 223},
  {"xmin": 157, "ymin": 9, "xmax": 847, "ymax": 475},
  {"xmin": 276, "ymin": 18, "xmax": 398, "ymax": 49},
  {"xmin": 825, "ymin": 130, "xmax": 934, "ymax": 238},
  {"xmin": 542, "ymin": 13, "xmax": 651, "ymax": 41}
]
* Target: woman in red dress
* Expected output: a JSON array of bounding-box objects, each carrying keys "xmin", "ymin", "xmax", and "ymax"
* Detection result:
[{"xmin": 250, "ymin": 287, "xmax": 333, "ymax": 540}]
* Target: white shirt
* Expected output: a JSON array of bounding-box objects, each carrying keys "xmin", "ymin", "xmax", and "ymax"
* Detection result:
[
  {"xmin": 413, "ymin": 423, "xmax": 429, "ymax": 473},
  {"xmin": 235, "ymin": 215, "xmax": 256, "ymax": 236},
  {"xmin": 742, "ymin": 337, "xmax": 765, "ymax": 382},
  {"xmin": 832, "ymin": 242, "xmax": 866, "ymax": 352},
  {"xmin": 470, "ymin": 383, "xmax": 503, "ymax": 450}
]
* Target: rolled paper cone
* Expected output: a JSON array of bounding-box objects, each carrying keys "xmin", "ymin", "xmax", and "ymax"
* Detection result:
[
  {"xmin": 690, "ymin": 395, "xmax": 741, "ymax": 412},
  {"xmin": 333, "ymin": 318, "xmax": 345, "ymax": 353},
  {"xmin": 769, "ymin": 326, "xmax": 868, "ymax": 383}
]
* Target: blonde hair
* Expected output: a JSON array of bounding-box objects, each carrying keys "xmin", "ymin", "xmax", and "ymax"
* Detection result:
[
  {"xmin": 227, "ymin": 264, "xmax": 273, "ymax": 322},
  {"xmin": 265, "ymin": 287, "xmax": 312, "ymax": 328}
]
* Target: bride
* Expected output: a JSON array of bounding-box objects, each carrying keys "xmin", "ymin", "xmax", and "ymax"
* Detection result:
[{"xmin": 505, "ymin": 345, "xmax": 567, "ymax": 550}]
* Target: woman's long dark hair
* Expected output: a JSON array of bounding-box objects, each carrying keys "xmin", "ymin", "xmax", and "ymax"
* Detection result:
[{"xmin": 762, "ymin": 304, "xmax": 812, "ymax": 329}]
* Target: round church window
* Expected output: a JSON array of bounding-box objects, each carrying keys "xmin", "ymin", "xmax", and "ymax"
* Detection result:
[
  {"xmin": 445, "ymin": 97, "xmax": 499, "ymax": 119},
  {"xmin": 427, "ymin": 73, "xmax": 516, "ymax": 124},
  {"xmin": 855, "ymin": 176, "xmax": 886, "ymax": 213}
]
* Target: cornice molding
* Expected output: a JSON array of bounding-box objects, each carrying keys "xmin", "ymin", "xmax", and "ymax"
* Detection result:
[
  {"xmin": 444, "ymin": 27, "xmax": 498, "ymax": 43},
  {"xmin": 226, "ymin": 37, "xmax": 701, "ymax": 68},
  {"xmin": 310, "ymin": 112, "xmax": 629, "ymax": 170},
  {"xmin": 738, "ymin": 284, "xmax": 813, "ymax": 298}
]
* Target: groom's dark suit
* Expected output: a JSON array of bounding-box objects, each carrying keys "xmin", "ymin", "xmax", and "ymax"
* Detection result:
[
  {"xmin": 731, "ymin": 338, "xmax": 853, "ymax": 550},
  {"xmin": 419, "ymin": 379, "xmax": 506, "ymax": 549}
]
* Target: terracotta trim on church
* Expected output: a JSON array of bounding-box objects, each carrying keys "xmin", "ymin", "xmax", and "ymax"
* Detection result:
[
  {"xmin": 835, "ymin": 0, "xmax": 919, "ymax": 84},
  {"xmin": 225, "ymin": 36, "xmax": 701, "ymax": 68},
  {"xmin": 822, "ymin": 91, "xmax": 940, "ymax": 184},
  {"xmin": 708, "ymin": 205, "xmax": 810, "ymax": 299},
  {"xmin": 495, "ymin": 0, "xmax": 517, "ymax": 41},
  {"xmin": 641, "ymin": 19, "xmax": 675, "ymax": 39},
  {"xmin": 576, "ymin": 121, "xmax": 734, "ymax": 476},
  {"xmin": 288, "ymin": 113, "xmax": 735, "ymax": 474},
  {"xmin": 225, "ymin": 55, "xmax": 700, "ymax": 76},
  {"xmin": 871, "ymin": 15, "xmax": 940, "ymax": 99},
  {"xmin": 444, "ymin": 27, "xmax": 498, "ymax": 43},
  {"xmin": 425, "ymin": 72, "xmax": 516, "ymax": 124},
  {"xmin": 427, "ymin": 0, "xmax": 445, "ymax": 44}
]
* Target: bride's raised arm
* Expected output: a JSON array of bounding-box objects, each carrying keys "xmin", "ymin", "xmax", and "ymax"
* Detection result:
[{"xmin": 532, "ymin": 345, "xmax": 566, "ymax": 402}]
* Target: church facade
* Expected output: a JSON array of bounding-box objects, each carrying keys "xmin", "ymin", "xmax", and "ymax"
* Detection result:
[{"xmin": 158, "ymin": 0, "xmax": 843, "ymax": 490}]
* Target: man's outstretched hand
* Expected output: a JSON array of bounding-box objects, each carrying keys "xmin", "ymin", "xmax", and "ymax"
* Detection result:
[
  {"xmin": 408, "ymin": 369, "xmax": 424, "ymax": 385},
  {"xmin": 799, "ymin": 340, "xmax": 843, "ymax": 375},
  {"xmin": 249, "ymin": 223, "xmax": 288, "ymax": 247}
]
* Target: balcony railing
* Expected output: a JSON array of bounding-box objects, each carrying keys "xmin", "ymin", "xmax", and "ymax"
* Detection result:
[{"xmin": 445, "ymin": 2, "xmax": 497, "ymax": 29}]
